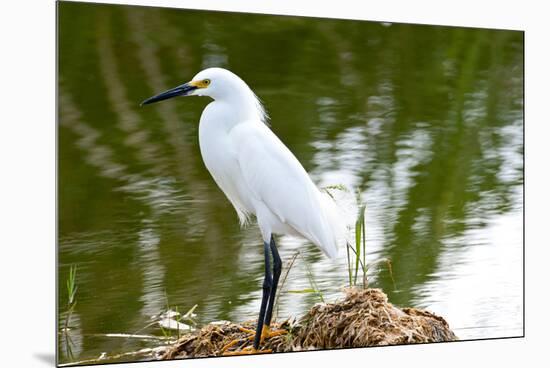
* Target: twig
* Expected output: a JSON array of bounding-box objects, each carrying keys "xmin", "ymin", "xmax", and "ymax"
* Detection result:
[{"xmin": 274, "ymin": 251, "xmax": 299, "ymax": 321}]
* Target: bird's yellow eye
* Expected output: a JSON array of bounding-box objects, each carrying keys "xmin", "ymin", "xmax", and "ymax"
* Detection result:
[{"xmin": 189, "ymin": 79, "xmax": 211, "ymax": 88}]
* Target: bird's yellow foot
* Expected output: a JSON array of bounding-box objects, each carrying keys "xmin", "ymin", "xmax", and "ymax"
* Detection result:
[
  {"xmin": 220, "ymin": 324, "xmax": 287, "ymax": 355},
  {"xmin": 242, "ymin": 325, "xmax": 287, "ymax": 343},
  {"xmin": 260, "ymin": 325, "xmax": 287, "ymax": 341},
  {"xmin": 220, "ymin": 338, "xmax": 244, "ymax": 353},
  {"xmin": 238, "ymin": 326, "xmax": 256, "ymax": 335},
  {"xmin": 234, "ymin": 324, "xmax": 287, "ymax": 343},
  {"xmin": 219, "ymin": 326, "xmax": 259, "ymax": 353},
  {"xmin": 223, "ymin": 345, "xmax": 272, "ymax": 356}
]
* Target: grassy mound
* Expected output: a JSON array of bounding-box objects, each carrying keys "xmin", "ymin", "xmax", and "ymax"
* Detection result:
[{"xmin": 160, "ymin": 288, "xmax": 456, "ymax": 359}]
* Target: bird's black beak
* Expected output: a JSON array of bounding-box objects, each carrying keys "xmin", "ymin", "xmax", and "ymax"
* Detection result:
[{"xmin": 141, "ymin": 82, "xmax": 197, "ymax": 106}]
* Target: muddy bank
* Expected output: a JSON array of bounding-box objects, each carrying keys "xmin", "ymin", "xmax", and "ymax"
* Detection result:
[{"xmin": 159, "ymin": 288, "xmax": 457, "ymax": 359}]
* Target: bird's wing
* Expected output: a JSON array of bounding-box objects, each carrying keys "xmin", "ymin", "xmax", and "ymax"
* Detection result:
[{"xmin": 230, "ymin": 121, "xmax": 342, "ymax": 258}]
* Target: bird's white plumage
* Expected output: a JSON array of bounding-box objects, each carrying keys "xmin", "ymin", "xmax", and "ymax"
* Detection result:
[{"xmin": 193, "ymin": 68, "xmax": 345, "ymax": 258}]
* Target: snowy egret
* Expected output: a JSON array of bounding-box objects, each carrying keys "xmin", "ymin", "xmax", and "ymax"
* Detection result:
[{"xmin": 142, "ymin": 67, "xmax": 345, "ymax": 354}]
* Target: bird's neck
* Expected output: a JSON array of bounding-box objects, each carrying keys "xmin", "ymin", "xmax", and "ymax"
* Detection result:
[{"xmin": 214, "ymin": 90, "xmax": 267, "ymax": 127}]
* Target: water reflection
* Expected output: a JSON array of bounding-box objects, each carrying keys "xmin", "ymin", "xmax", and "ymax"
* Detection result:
[{"xmin": 58, "ymin": 2, "xmax": 523, "ymax": 364}]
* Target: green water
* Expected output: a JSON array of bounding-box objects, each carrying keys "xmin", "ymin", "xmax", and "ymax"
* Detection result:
[{"xmin": 58, "ymin": 2, "xmax": 524, "ymax": 364}]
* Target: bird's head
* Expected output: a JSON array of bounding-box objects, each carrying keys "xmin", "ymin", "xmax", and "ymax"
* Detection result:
[{"xmin": 141, "ymin": 67, "xmax": 247, "ymax": 105}]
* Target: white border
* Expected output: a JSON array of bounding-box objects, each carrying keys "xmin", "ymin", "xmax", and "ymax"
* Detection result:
[{"xmin": 1, "ymin": 1, "xmax": 548, "ymax": 367}]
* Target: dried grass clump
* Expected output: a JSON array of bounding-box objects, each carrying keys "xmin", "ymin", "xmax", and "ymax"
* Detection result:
[
  {"xmin": 160, "ymin": 288, "xmax": 456, "ymax": 359},
  {"xmin": 294, "ymin": 288, "xmax": 456, "ymax": 349},
  {"xmin": 159, "ymin": 320, "xmax": 293, "ymax": 359}
]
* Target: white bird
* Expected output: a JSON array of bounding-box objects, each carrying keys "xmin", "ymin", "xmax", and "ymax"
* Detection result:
[{"xmin": 142, "ymin": 67, "xmax": 346, "ymax": 354}]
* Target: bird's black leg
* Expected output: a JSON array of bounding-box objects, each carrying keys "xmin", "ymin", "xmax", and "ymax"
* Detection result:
[
  {"xmin": 222, "ymin": 237, "xmax": 285, "ymax": 355},
  {"xmin": 252, "ymin": 240, "xmax": 273, "ymax": 350},
  {"xmin": 264, "ymin": 235, "xmax": 282, "ymax": 328}
]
